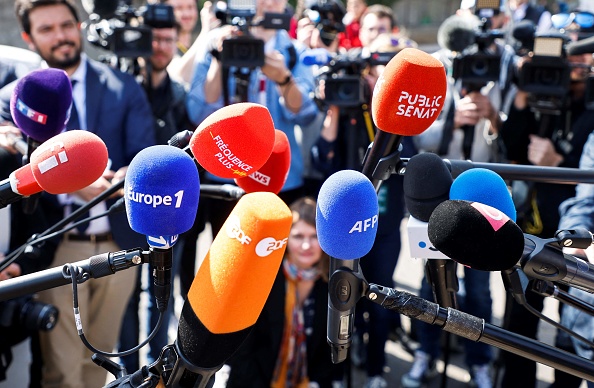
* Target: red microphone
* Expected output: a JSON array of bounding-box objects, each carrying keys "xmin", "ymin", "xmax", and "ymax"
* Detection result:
[
  {"xmin": 362, "ymin": 47, "xmax": 447, "ymax": 187},
  {"xmin": 189, "ymin": 103, "xmax": 276, "ymax": 179},
  {"xmin": 372, "ymin": 47, "xmax": 447, "ymax": 135},
  {"xmin": 0, "ymin": 130, "xmax": 109, "ymax": 208},
  {"xmin": 234, "ymin": 129, "xmax": 291, "ymax": 194}
]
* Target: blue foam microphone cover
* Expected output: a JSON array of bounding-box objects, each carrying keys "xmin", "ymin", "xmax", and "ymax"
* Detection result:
[
  {"xmin": 10, "ymin": 68, "xmax": 72, "ymax": 142},
  {"xmin": 125, "ymin": 145, "xmax": 200, "ymax": 238},
  {"xmin": 450, "ymin": 168, "xmax": 517, "ymax": 222},
  {"xmin": 316, "ymin": 170, "xmax": 379, "ymax": 259}
]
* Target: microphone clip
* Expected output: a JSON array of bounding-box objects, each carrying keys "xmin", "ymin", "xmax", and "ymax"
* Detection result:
[{"xmin": 150, "ymin": 342, "xmax": 220, "ymax": 388}]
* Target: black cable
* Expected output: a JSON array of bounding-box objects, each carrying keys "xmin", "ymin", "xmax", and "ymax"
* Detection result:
[{"xmin": 66, "ymin": 263, "xmax": 164, "ymax": 358}]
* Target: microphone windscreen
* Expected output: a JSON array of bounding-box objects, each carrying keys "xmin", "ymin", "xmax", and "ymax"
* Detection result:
[
  {"xmin": 512, "ymin": 19, "xmax": 536, "ymax": 46},
  {"xmin": 403, "ymin": 152, "xmax": 453, "ymax": 222},
  {"xmin": 428, "ymin": 200, "xmax": 524, "ymax": 271},
  {"xmin": 125, "ymin": 145, "xmax": 200, "ymax": 238},
  {"xmin": 372, "ymin": 48, "xmax": 447, "ymax": 135},
  {"xmin": 302, "ymin": 48, "xmax": 333, "ymax": 66},
  {"xmin": 10, "ymin": 68, "xmax": 72, "ymax": 142},
  {"xmin": 29, "ymin": 130, "xmax": 108, "ymax": 194},
  {"xmin": 316, "ymin": 170, "xmax": 378, "ymax": 259},
  {"xmin": 234, "ymin": 130, "xmax": 291, "ymax": 194},
  {"xmin": 189, "ymin": 103, "xmax": 275, "ymax": 179},
  {"xmin": 450, "ymin": 168, "xmax": 517, "ymax": 222},
  {"xmin": 437, "ymin": 14, "xmax": 477, "ymax": 52},
  {"xmin": 178, "ymin": 192, "xmax": 292, "ymax": 367}
]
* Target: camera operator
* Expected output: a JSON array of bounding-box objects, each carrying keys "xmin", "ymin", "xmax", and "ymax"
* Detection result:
[
  {"xmin": 185, "ymin": 0, "xmax": 318, "ymax": 234},
  {"xmin": 499, "ymin": 18, "xmax": 594, "ymax": 388},
  {"xmin": 311, "ymin": 6, "xmax": 418, "ymax": 387}
]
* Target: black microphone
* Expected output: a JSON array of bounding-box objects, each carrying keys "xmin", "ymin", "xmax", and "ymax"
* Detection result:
[
  {"xmin": 167, "ymin": 129, "xmax": 194, "ymax": 149},
  {"xmin": 403, "ymin": 152, "xmax": 453, "ymax": 222},
  {"xmin": 427, "ymin": 199, "xmax": 594, "ymax": 293},
  {"xmin": 199, "ymin": 184, "xmax": 245, "ymax": 200}
]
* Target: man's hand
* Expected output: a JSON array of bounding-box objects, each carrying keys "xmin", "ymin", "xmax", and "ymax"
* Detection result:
[
  {"xmin": 454, "ymin": 92, "xmax": 497, "ymax": 129},
  {"xmin": 528, "ymin": 134, "xmax": 564, "ymax": 167},
  {"xmin": 261, "ymin": 51, "xmax": 291, "ymax": 84},
  {"xmin": 0, "ymin": 125, "xmax": 22, "ymax": 154},
  {"xmin": 0, "ymin": 260, "xmax": 21, "ymax": 281}
]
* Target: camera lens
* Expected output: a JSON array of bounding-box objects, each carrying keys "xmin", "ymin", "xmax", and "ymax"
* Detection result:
[
  {"xmin": 470, "ymin": 58, "xmax": 490, "ymax": 77},
  {"xmin": 534, "ymin": 68, "xmax": 561, "ymax": 86},
  {"xmin": 20, "ymin": 300, "xmax": 59, "ymax": 331}
]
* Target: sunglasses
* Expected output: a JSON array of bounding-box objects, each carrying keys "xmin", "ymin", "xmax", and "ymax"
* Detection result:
[{"xmin": 552, "ymin": 11, "xmax": 594, "ymax": 29}]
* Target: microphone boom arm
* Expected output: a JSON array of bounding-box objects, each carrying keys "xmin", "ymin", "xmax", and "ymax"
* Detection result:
[
  {"xmin": 0, "ymin": 248, "xmax": 147, "ymax": 302},
  {"xmin": 367, "ymin": 284, "xmax": 594, "ymax": 382}
]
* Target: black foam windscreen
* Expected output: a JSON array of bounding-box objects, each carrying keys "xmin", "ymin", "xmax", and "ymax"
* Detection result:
[
  {"xmin": 403, "ymin": 152, "xmax": 453, "ymax": 222},
  {"xmin": 437, "ymin": 14, "xmax": 477, "ymax": 52},
  {"xmin": 177, "ymin": 301, "xmax": 252, "ymax": 369},
  {"xmin": 427, "ymin": 200, "xmax": 525, "ymax": 271}
]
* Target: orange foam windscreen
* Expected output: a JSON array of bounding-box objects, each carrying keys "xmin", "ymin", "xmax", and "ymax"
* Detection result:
[
  {"xmin": 372, "ymin": 47, "xmax": 447, "ymax": 136},
  {"xmin": 189, "ymin": 103, "xmax": 276, "ymax": 179},
  {"xmin": 187, "ymin": 192, "xmax": 292, "ymax": 334},
  {"xmin": 29, "ymin": 130, "xmax": 109, "ymax": 194},
  {"xmin": 234, "ymin": 129, "xmax": 291, "ymax": 194}
]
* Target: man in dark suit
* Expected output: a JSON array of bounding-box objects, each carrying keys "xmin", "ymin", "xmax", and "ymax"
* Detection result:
[{"xmin": 0, "ymin": 1, "xmax": 155, "ymax": 387}]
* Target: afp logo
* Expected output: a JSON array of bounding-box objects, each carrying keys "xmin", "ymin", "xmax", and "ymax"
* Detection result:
[
  {"xmin": 349, "ymin": 215, "xmax": 378, "ymax": 234},
  {"xmin": 255, "ymin": 237, "xmax": 288, "ymax": 257}
]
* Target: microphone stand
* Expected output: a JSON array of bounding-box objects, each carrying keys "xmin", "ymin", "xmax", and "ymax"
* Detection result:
[{"xmin": 398, "ymin": 158, "xmax": 594, "ymax": 185}]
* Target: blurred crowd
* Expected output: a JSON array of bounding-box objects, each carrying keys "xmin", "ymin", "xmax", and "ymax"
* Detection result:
[{"xmin": 3, "ymin": 0, "xmax": 594, "ymax": 387}]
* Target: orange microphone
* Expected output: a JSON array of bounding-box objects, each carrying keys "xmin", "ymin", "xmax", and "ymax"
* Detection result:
[
  {"xmin": 361, "ymin": 47, "xmax": 447, "ymax": 187},
  {"xmin": 234, "ymin": 129, "xmax": 291, "ymax": 194},
  {"xmin": 189, "ymin": 102, "xmax": 276, "ymax": 180},
  {"xmin": 157, "ymin": 192, "xmax": 292, "ymax": 388}
]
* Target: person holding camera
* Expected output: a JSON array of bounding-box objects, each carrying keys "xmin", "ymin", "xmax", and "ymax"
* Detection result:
[
  {"xmin": 0, "ymin": 1, "xmax": 155, "ymax": 387},
  {"xmin": 498, "ymin": 27, "xmax": 594, "ymax": 388},
  {"xmin": 185, "ymin": 0, "xmax": 318, "ymax": 234}
]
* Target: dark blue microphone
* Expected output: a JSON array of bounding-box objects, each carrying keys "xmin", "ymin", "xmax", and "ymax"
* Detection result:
[
  {"xmin": 449, "ymin": 168, "xmax": 517, "ymax": 222},
  {"xmin": 316, "ymin": 169, "xmax": 379, "ymax": 363},
  {"xmin": 302, "ymin": 48, "xmax": 334, "ymax": 66},
  {"xmin": 125, "ymin": 145, "xmax": 200, "ymax": 311}
]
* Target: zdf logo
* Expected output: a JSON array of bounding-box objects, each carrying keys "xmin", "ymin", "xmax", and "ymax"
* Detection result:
[
  {"xmin": 226, "ymin": 215, "xmax": 252, "ymax": 245},
  {"xmin": 255, "ymin": 237, "xmax": 288, "ymax": 257}
]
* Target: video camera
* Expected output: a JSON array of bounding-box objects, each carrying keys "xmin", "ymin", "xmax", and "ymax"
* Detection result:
[
  {"xmin": 83, "ymin": 0, "xmax": 176, "ymax": 59},
  {"xmin": 0, "ymin": 295, "xmax": 58, "ymax": 380},
  {"xmin": 303, "ymin": 0, "xmax": 346, "ymax": 47},
  {"xmin": 450, "ymin": 0, "xmax": 505, "ymax": 90},
  {"xmin": 212, "ymin": 0, "xmax": 291, "ymax": 68},
  {"xmin": 314, "ymin": 51, "xmax": 395, "ymax": 107}
]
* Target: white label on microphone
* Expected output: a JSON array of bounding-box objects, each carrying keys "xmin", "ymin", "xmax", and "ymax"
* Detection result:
[
  {"xmin": 396, "ymin": 91, "xmax": 442, "ymax": 120},
  {"xmin": 147, "ymin": 235, "xmax": 178, "ymax": 249},
  {"xmin": 127, "ymin": 188, "xmax": 184, "ymax": 208},
  {"xmin": 38, "ymin": 142, "xmax": 69, "ymax": 174},
  {"xmin": 248, "ymin": 170, "xmax": 271, "ymax": 186},
  {"xmin": 211, "ymin": 134, "xmax": 254, "ymax": 177},
  {"xmin": 349, "ymin": 215, "xmax": 378, "ymax": 234},
  {"xmin": 226, "ymin": 215, "xmax": 252, "ymax": 245},
  {"xmin": 255, "ymin": 237, "xmax": 288, "ymax": 257}
]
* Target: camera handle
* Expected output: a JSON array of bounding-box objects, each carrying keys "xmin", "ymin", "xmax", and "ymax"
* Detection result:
[{"xmin": 223, "ymin": 68, "xmax": 251, "ymax": 105}]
